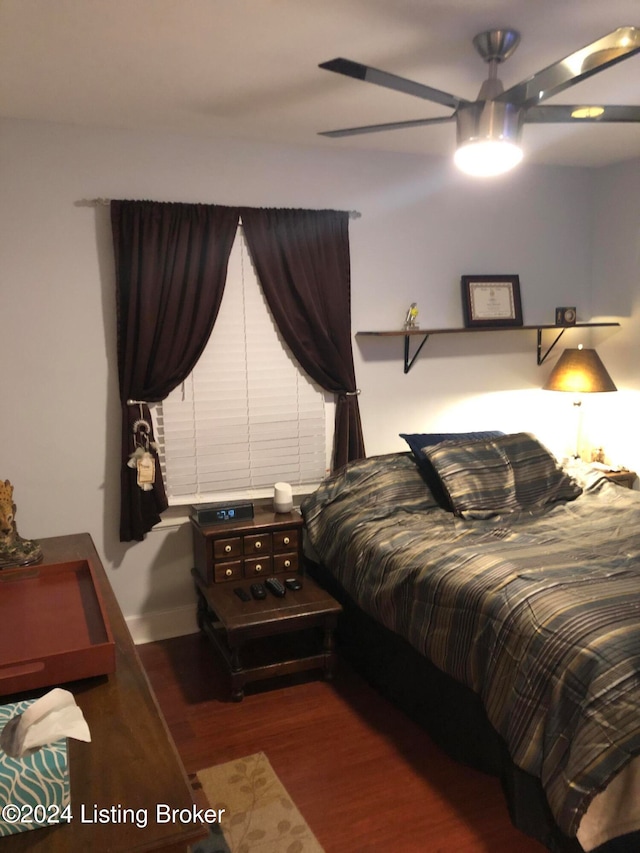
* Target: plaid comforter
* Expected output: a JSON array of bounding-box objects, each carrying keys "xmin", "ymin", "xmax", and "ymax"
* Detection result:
[{"xmin": 301, "ymin": 453, "xmax": 640, "ymax": 837}]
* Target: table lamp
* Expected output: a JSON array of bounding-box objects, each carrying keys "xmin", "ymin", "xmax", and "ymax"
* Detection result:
[{"xmin": 543, "ymin": 345, "xmax": 617, "ymax": 458}]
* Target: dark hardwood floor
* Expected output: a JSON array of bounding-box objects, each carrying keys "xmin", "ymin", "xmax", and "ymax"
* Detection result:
[{"xmin": 138, "ymin": 632, "xmax": 546, "ymax": 853}]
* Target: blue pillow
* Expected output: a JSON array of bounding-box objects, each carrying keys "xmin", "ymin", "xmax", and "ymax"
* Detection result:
[{"xmin": 400, "ymin": 431, "xmax": 505, "ymax": 509}]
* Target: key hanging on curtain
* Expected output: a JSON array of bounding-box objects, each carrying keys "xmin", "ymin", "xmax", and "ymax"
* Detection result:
[{"xmin": 127, "ymin": 414, "xmax": 157, "ymax": 491}]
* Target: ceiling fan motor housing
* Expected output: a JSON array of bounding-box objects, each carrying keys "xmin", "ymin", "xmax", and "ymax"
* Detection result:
[{"xmin": 456, "ymin": 99, "xmax": 524, "ymax": 147}]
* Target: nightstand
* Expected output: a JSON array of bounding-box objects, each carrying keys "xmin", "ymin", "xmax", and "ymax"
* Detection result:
[
  {"xmin": 191, "ymin": 508, "xmax": 304, "ymax": 586},
  {"xmin": 192, "ymin": 570, "xmax": 342, "ymax": 701},
  {"xmin": 603, "ymin": 470, "xmax": 637, "ymax": 489},
  {"xmin": 191, "ymin": 509, "xmax": 342, "ymax": 700}
]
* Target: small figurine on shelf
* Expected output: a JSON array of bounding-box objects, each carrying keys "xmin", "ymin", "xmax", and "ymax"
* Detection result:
[{"xmin": 404, "ymin": 302, "xmax": 419, "ymax": 330}]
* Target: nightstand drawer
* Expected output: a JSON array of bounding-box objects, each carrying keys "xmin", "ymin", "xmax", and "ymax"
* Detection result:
[
  {"xmin": 191, "ymin": 509, "xmax": 304, "ymax": 586},
  {"xmin": 214, "ymin": 561, "xmax": 243, "ymax": 583},
  {"xmin": 243, "ymin": 556, "xmax": 273, "ymax": 578},
  {"xmin": 213, "ymin": 537, "xmax": 242, "ymax": 560},
  {"xmin": 273, "ymin": 530, "xmax": 299, "ymax": 552},
  {"xmin": 244, "ymin": 533, "xmax": 272, "ymax": 555},
  {"xmin": 273, "ymin": 552, "xmax": 299, "ymax": 574}
]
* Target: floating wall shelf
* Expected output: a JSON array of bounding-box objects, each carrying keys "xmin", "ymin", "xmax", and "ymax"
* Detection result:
[{"xmin": 356, "ymin": 323, "xmax": 620, "ymax": 373}]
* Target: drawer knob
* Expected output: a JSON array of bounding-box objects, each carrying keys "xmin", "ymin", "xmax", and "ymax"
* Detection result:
[
  {"xmin": 225, "ymin": 568, "xmax": 233, "ymax": 577},
  {"xmin": 284, "ymin": 559, "xmax": 291, "ymax": 568},
  {"xmin": 283, "ymin": 536, "xmax": 290, "ymax": 545},
  {"xmin": 224, "ymin": 545, "xmax": 232, "ymax": 554},
  {"xmin": 255, "ymin": 541, "xmax": 262, "ymax": 550},
  {"xmin": 255, "ymin": 564, "xmax": 262, "ymax": 572}
]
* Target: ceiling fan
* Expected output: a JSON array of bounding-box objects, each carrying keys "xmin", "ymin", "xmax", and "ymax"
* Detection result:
[{"xmin": 318, "ymin": 27, "xmax": 640, "ymax": 176}]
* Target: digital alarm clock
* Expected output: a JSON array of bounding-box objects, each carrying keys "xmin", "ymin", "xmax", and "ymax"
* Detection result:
[{"xmin": 191, "ymin": 500, "xmax": 254, "ymax": 526}]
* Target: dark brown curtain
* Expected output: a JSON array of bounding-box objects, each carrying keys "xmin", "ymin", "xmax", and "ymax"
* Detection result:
[
  {"xmin": 240, "ymin": 207, "xmax": 365, "ymax": 469},
  {"xmin": 112, "ymin": 200, "xmax": 240, "ymax": 541}
]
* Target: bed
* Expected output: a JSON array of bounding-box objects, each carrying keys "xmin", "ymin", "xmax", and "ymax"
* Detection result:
[{"xmin": 300, "ymin": 432, "xmax": 640, "ymax": 853}]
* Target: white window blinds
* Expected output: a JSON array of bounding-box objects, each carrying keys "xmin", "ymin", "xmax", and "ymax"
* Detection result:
[{"xmin": 152, "ymin": 226, "xmax": 330, "ymax": 505}]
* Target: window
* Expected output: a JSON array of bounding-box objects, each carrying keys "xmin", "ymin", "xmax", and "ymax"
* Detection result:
[{"xmin": 152, "ymin": 226, "xmax": 331, "ymax": 505}]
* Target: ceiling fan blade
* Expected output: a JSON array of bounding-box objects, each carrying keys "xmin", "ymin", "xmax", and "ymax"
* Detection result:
[
  {"xmin": 319, "ymin": 58, "xmax": 469, "ymax": 110},
  {"xmin": 497, "ymin": 26, "xmax": 640, "ymax": 109},
  {"xmin": 319, "ymin": 114, "xmax": 455, "ymax": 138},
  {"xmin": 526, "ymin": 104, "xmax": 640, "ymax": 123}
]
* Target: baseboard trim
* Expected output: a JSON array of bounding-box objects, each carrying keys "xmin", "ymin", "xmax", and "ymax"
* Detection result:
[{"xmin": 126, "ymin": 605, "xmax": 199, "ymax": 645}]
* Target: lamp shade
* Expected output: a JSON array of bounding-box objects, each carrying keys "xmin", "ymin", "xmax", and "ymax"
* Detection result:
[{"xmin": 543, "ymin": 347, "xmax": 617, "ymax": 394}]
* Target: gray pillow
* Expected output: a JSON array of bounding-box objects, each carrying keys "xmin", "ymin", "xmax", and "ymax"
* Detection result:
[
  {"xmin": 490, "ymin": 432, "xmax": 582, "ymax": 508},
  {"xmin": 423, "ymin": 433, "xmax": 581, "ymax": 519},
  {"xmin": 423, "ymin": 439, "xmax": 519, "ymax": 519},
  {"xmin": 400, "ymin": 430, "xmax": 504, "ymax": 509}
]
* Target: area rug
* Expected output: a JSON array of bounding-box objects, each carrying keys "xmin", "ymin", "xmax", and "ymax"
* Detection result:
[{"xmin": 192, "ymin": 752, "xmax": 325, "ymax": 853}]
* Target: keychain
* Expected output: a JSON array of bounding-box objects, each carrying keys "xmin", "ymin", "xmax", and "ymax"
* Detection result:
[{"xmin": 127, "ymin": 416, "xmax": 157, "ymax": 491}]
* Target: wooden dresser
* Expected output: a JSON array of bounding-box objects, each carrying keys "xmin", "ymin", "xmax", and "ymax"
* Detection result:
[{"xmin": 1, "ymin": 533, "xmax": 207, "ymax": 853}]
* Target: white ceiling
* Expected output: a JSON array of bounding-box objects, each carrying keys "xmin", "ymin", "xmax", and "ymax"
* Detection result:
[{"xmin": 1, "ymin": 0, "xmax": 639, "ymax": 167}]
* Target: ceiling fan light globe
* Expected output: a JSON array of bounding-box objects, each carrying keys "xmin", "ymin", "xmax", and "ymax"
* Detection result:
[
  {"xmin": 454, "ymin": 140, "xmax": 523, "ymax": 177},
  {"xmin": 571, "ymin": 105, "xmax": 605, "ymax": 119}
]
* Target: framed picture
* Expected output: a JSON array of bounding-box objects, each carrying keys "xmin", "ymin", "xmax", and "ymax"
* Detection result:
[{"xmin": 461, "ymin": 275, "xmax": 523, "ymax": 327}]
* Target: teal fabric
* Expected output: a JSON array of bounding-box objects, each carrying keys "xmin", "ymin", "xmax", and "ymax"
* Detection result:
[{"xmin": 0, "ymin": 699, "xmax": 69, "ymax": 836}]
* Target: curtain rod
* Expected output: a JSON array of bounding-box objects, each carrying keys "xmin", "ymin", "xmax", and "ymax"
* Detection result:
[{"xmin": 79, "ymin": 198, "xmax": 361, "ymax": 219}]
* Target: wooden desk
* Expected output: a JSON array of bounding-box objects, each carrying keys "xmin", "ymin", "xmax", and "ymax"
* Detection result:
[{"xmin": 2, "ymin": 533, "xmax": 207, "ymax": 852}]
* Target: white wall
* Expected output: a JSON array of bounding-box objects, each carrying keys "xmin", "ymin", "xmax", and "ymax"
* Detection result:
[
  {"xmin": 590, "ymin": 160, "xmax": 640, "ymax": 473},
  {"xmin": 1, "ymin": 117, "xmax": 636, "ymax": 641}
]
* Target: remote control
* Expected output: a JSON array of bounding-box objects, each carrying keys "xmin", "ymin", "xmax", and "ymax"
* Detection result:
[
  {"xmin": 284, "ymin": 577, "xmax": 302, "ymax": 591},
  {"xmin": 234, "ymin": 587, "xmax": 251, "ymax": 602},
  {"xmin": 265, "ymin": 577, "xmax": 286, "ymax": 597},
  {"xmin": 250, "ymin": 583, "xmax": 267, "ymax": 600}
]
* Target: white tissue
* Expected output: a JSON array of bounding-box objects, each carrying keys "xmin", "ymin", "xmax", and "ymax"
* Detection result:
[{"xmin": 1, "ymin": 688, "xmax": 91, "ymax": 758}]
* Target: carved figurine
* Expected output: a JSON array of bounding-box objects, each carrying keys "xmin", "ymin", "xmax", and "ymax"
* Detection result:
[
  {"xmin": 404, "ymin": 302, "xmax": 419, "ymax": 329},
  {"xmin": 0, "ymin": 479, "xmax": 42, "ymax": 568}
]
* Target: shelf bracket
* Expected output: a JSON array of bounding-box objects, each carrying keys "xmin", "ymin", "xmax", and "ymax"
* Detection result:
[
  {"xmin": 404, "ymin": 333, "xmax": 430, "ymax": 373},
  {"xmin": 537, "ymin": 327, "xmax": 566, "ymax": 365}
]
